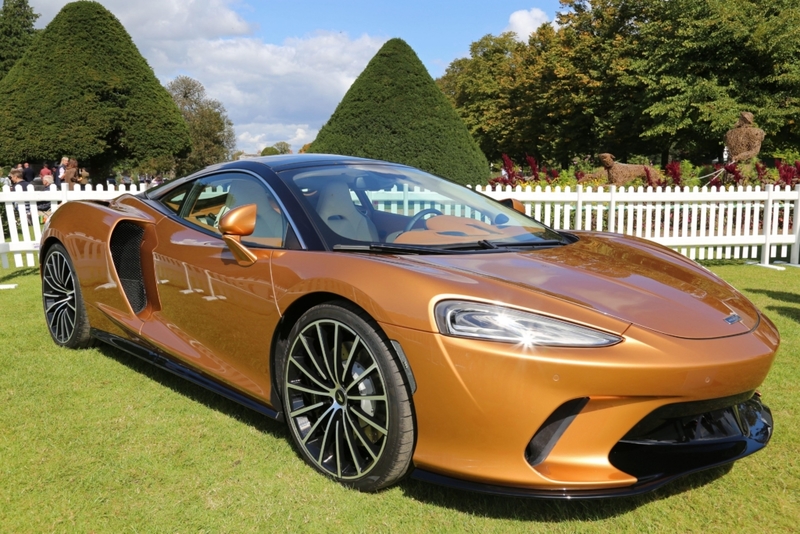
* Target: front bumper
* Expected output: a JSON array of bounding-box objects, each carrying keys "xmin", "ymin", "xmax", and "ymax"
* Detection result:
[
  {"xmin": 411, "ymin": 394, "xmax": 773, "ymax": 499},
  {"xmin": 383, "ymin": 313, "xmax": 778, "ymax": 493}
]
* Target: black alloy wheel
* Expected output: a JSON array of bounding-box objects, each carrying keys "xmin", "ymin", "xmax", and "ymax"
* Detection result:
[
  {"xmin": 42, "ymin": 243, "xmax": 93, "ymax": 348},
  {"xmin": 280, "ymin": 302, "xmax": 414, "ymax": 491}
]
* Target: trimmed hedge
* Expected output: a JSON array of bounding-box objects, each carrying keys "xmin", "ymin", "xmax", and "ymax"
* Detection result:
[
  {"xmin": 0, "ymin": 1, "xmax": 190, "ymax": 173},
  {"xmin": 308, "ymin": 38, "xmax": 489, "ymax": 185}
]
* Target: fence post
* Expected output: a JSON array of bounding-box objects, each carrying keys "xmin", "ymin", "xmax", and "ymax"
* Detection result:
[
  {"xmin": 608, "ymin": 186, "xmax": 616, "ymax": 233},
  {"xmin": 761, "ymin": 184, "xmax": 774, "ymax": 266},
  {"xmin": 791, "ymin": 184, "xmax": 800, "ymax": 265},
  {"xmin": 575, "ymin": 185, "xmax": 583, "ymax": 231}
]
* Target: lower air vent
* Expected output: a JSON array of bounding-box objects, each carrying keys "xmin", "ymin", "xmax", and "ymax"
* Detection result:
[
  {"xmin": 110, "ymin": 221, "xmax": 147, "ymax": 314},
  {"xmin": 526, "ymin": 397, "xmax": 589, "ymax": 466}
]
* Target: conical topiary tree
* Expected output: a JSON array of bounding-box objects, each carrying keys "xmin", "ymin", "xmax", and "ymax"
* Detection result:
[
  {"xmin": 0, "ymin": 1, "xmax": 190, "ymax": 177},
  {"xmin": 308, "ymin": 38, "xmax": 489, "ymax": 185}
]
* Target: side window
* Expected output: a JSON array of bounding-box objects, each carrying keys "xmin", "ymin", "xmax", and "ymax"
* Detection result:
[
  {"xmin": 159, "ymin": 183, "xmax": 193, "ymax": 215},
  {"xmin": 181, "ymin": 173, "xmax": 288, "ymax": 248}
]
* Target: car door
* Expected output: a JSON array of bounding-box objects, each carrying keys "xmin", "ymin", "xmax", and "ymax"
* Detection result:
[{"xmin": 142, "ymin": 171, "xmax": 289, "ymax": 403}]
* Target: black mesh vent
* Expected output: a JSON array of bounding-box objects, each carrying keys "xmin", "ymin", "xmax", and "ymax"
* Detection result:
[{"xmin": 110, "ymin": 221, "xmax": 147, "ymax": 314}]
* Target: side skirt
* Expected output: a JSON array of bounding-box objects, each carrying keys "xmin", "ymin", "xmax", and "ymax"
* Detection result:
[{"xmin": 91, "ymin": 329, "xmax": 283, "ymax": 421}]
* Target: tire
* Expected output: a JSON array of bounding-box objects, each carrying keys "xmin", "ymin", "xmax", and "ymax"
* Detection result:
[
  {"xmin": 278, "ymin": 302, "xmax": 415, "ymax": 491},
  {"xmin": 41, "ymin": 243, "xmax": 93, "ymax": 349}
]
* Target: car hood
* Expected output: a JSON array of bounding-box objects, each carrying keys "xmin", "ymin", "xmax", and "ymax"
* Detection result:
[{"xmin": 408, "ymin": 233, "xmax": 759, "ymax": 340}]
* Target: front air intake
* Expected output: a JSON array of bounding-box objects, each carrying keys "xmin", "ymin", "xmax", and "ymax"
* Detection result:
[
  {"xmin": 526, "ymin": 397, "xmax": 589, "ymax": 466},
  {"xmin": 110, "ymin": 221, "xmax": 147, "ymax": 314}
]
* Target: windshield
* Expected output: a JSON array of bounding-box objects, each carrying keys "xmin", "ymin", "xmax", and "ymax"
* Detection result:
[{"xmin": 280, "ymin": 163, "xmax": 566, "ymax": 250}]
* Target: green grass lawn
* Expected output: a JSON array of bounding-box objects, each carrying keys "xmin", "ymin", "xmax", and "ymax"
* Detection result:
[{"xmin": 0, "ymin": 263, "xmax": 798, "ymax": 532}]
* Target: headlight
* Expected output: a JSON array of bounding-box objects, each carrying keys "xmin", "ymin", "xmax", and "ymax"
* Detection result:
[{"xmin": 434, "ymin": 300, "xmax": 622, "ymax": 347}]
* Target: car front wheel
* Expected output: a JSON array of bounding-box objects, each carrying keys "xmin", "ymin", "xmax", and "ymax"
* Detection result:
[{"xmin": 279, "ymin": 302, "xmax": 415, "ymax": 491}]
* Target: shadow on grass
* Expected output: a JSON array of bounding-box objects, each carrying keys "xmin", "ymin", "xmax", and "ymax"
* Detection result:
[
  {"xmin": 398, "ymin": 464, "xmax": 733, "ymax": 520},
  {"xmin": 765, "ymin": 306, "xmax": 800, "ymax": 324},
  {"xmin": 91, "ymin": 337, "xmax": 733, "ymax": 519},
  {"xmin": 0, "ymin": 266, "xmax": 38, "ymax": 282},
  {"xmin": 746, "ymin": 288, "xmax": 800, "ymax": 306},
  {"xmin": 744, "ymin": 289, "xmax": 800, "ymax": 324},
  {"xmin": 92, "ymin": 342, "xmax": 289, "ymax": 442}
]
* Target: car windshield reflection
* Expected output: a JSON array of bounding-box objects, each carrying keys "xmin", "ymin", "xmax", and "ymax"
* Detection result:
[{"xmin": 280, "ymin": 164, "xmax": 566, "ymax": 249}]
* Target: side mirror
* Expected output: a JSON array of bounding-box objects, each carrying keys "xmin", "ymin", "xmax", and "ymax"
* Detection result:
[
  {"xmin": 498, "ymin": 197, "xmax": 526, "ymax": 214},
  {"xmin": 219, "ymin": 204, "xmax": 258, "ymax": 266}
]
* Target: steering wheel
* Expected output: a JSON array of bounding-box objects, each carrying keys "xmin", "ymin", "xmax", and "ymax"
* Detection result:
[{"xmin": 403, "ymin": 208, "xmax": 443, "ymax": 232}]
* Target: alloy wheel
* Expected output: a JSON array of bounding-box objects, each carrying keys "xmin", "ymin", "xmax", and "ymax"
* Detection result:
[
  {"xmin": 284, "ymin": 318, "xmax": 390, "ymax": 480},
  {"xmin": 43, "ymin": 250, "xmax": 77, "ymax": 344}
]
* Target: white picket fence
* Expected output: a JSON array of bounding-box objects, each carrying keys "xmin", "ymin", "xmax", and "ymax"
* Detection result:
[
  {"xmin": 0, "ymin": 183, "xmax": 149, "ymax": 269},
  {"xmin": 2, "ymin": 182, "xmax": 799, "ymax": 269},
  {"xmin": 474, "ymin": 184, "xmax": 800, "ymax": 268}
]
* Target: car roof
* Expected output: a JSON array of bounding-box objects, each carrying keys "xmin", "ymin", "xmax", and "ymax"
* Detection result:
[{"xmin": 233, "ymin": 154, "xmax": 400, "ymax": 172}]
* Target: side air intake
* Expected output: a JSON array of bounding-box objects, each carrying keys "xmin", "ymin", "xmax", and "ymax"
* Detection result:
[{"xmin": 110, "ymin": 221, "xmax": 147, "ymax": 314}]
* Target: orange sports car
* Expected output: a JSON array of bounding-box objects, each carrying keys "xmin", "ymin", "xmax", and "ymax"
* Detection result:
[{"xmin": 40, "ymin": 155, "xmax": 778, "ymax": 498}]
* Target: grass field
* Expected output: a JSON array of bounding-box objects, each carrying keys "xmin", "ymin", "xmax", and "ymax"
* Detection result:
[{"xmin": 0, "ymin": 263, "xmax": 798, "ymax": 532}]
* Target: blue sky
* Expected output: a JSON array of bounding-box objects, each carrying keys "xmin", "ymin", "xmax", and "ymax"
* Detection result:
[
  {"xmin": 35, "ymin": 0, "xmax": 561, "ymax": 153},
  {"xmin": 236, "ymin": 1, "xmax": 561, "ymax": 76}
]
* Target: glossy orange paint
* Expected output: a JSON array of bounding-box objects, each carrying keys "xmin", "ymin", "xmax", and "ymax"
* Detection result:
[{"xmin": 40, "ymin": 192, "xmax": 779, "ymax": 493}]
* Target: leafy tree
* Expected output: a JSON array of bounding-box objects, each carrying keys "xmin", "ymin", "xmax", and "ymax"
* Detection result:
[
  {"xmin": 633, "ymin": 0, "xmax": 800, "ymax": 162},
  {"xmin": 273, "ymin": 141, "xmax": 291, "ymax": 154},
  {"xmin": 0, "ymin": 1, "xmax": 190, "ymax": 176},
  {"xmin": 166, "ymin": 75, "xmax": 236, "ymax": 175},
  {"xmin": 260, "ymin": 146, "xmax": 280, "ymax": 156},
  {"xmin": 436, "ymin": 33, "xmax": 520, "ymax": 162},
  {"xmin": 0, "ymin": 0, "xmax": 38, "ymax": 81},
  {"xmin": 440, "ymin": 0, "xmax": 800, "ymax": 167},
  {"xmin": 309, "ymin": 38, "xmax": 489, "ymax": 185}
]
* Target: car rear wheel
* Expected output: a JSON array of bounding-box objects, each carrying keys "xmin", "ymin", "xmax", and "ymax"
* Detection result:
[
  {"xmin": 42, "ymin": 243, "xmax": 93, "ymax": 348},
  {"xmin": 279, "ymin": 302, "xmax": 415, "ymax": 491}
]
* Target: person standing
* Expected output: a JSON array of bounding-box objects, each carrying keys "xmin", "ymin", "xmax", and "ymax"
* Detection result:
[
  {"xmin": 39, "ymin": 163, "xmax": 53, "ymax": 180},
  {"xmin": 57, "ymin": 157, "xmax": 68, "ymax": 183},
  {"xmin": 37, "ymin": 175, "xmax": 54, "ymax": 222},
  {"xmin": 63, "ymin": 158, "xmax": 81, "ymax": 190},
  {"xmin": 9, "ymin": 169, "xmax": 32, "ymax": 190},
  {"xmin": 22, "ymin": 162, "xmax": 35, "ymax": 182}
]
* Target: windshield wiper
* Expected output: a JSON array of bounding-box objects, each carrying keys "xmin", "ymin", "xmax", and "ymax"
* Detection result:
[
  {"xmin": 333, "ymin": 239, "xmax": 568, "ymax": 255},
  {"xmin": 440, "ymin": 239, "xmax": 568, "ymax": 251},
  {"xmin": 333, "ymin": 243, "xmax": 463, "ymax": 255},
  {"xmin": 485, "ymin": 239, "xmax": 567, "ymax": 248}
]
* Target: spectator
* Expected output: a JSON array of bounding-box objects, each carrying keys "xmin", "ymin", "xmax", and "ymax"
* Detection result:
[
  {"xmin": 63, "ymin": 158, "xmax": 81, "ymax": 190},
  {"xmin": 37, "ymin": 175, "xmax": 54, "ymax": 222},
  {"xmin": 22, "ymin": 162, "xmax": 35, "ymax": 182},
  {"xmin": 39, "ymin": 163, "xmax": 53, "ymax": 179},
  {"xmin": 9, "ymin": 169, "xmax": 32, "ymax": 190},
  {"xmin": 57, "ymin": 157, "xmax": 68, "ymax": 183}
]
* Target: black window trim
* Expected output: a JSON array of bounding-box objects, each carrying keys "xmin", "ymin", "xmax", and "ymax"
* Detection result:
[{"xmin": 151, "ymin": 169, "xmax": 307, "ymax": 250}]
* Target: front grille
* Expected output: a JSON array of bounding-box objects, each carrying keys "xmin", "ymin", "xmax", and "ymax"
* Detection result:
[
  {"xmin": 609, "ymin": 393, "xmax": 772, "ymax": 482},
  {"xmin": 110, "ymin": 221, "xmax": 147, "ymax": 314}
]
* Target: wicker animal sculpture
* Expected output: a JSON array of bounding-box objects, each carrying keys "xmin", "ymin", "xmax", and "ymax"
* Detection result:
[
  {"xmin": 724, "ymin": 112, "xmax": 765, "ymax": 163},
  {"xmin": 598, "ymin": 153, "xmax": 659, "ymax": 186}
]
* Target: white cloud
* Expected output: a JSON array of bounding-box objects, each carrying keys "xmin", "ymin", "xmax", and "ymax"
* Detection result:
[
  {"xmin": 505, "ymin": 8, "xmax": 550, "ymax": 41},
  {"xmin": 33, "ymin": 1, "xmax": 384, "ymax": 154},
  {"xmin": 237, "ymin": 124, "xmax": 317, "ymax": 155}
]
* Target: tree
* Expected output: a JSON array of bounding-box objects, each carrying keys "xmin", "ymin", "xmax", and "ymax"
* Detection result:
[
  {"xmin": 166, "ymin": 75, "xmax": 236, "ymax": 175},
  {"xmin": 309, "ymin": 38, "xmax": 489, "ymax": 185},
  {"xmin": 0, "ymin": 1, "xmax": 190, "ymax": 176},
  {"xmin": 436, "ymin": 33, "xmax": 521, "ymax": 163},
  {"xmin": 273, "ymin": 141, "xmax": 292, "ymax": 154},
  {"xmin": 440, "ymin": 0, "xmax": 800, "ymax": 166},
  {"xmin": 633, "ymin": 0, "xmax": 800, "ymax": 162},
  {"xmin": 260, "ymin": 141, "xmax": 291, "ymax": 156},
  {"xmin": 0, "ymin": 0, "xmax": 38, "ymax": 81}
]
